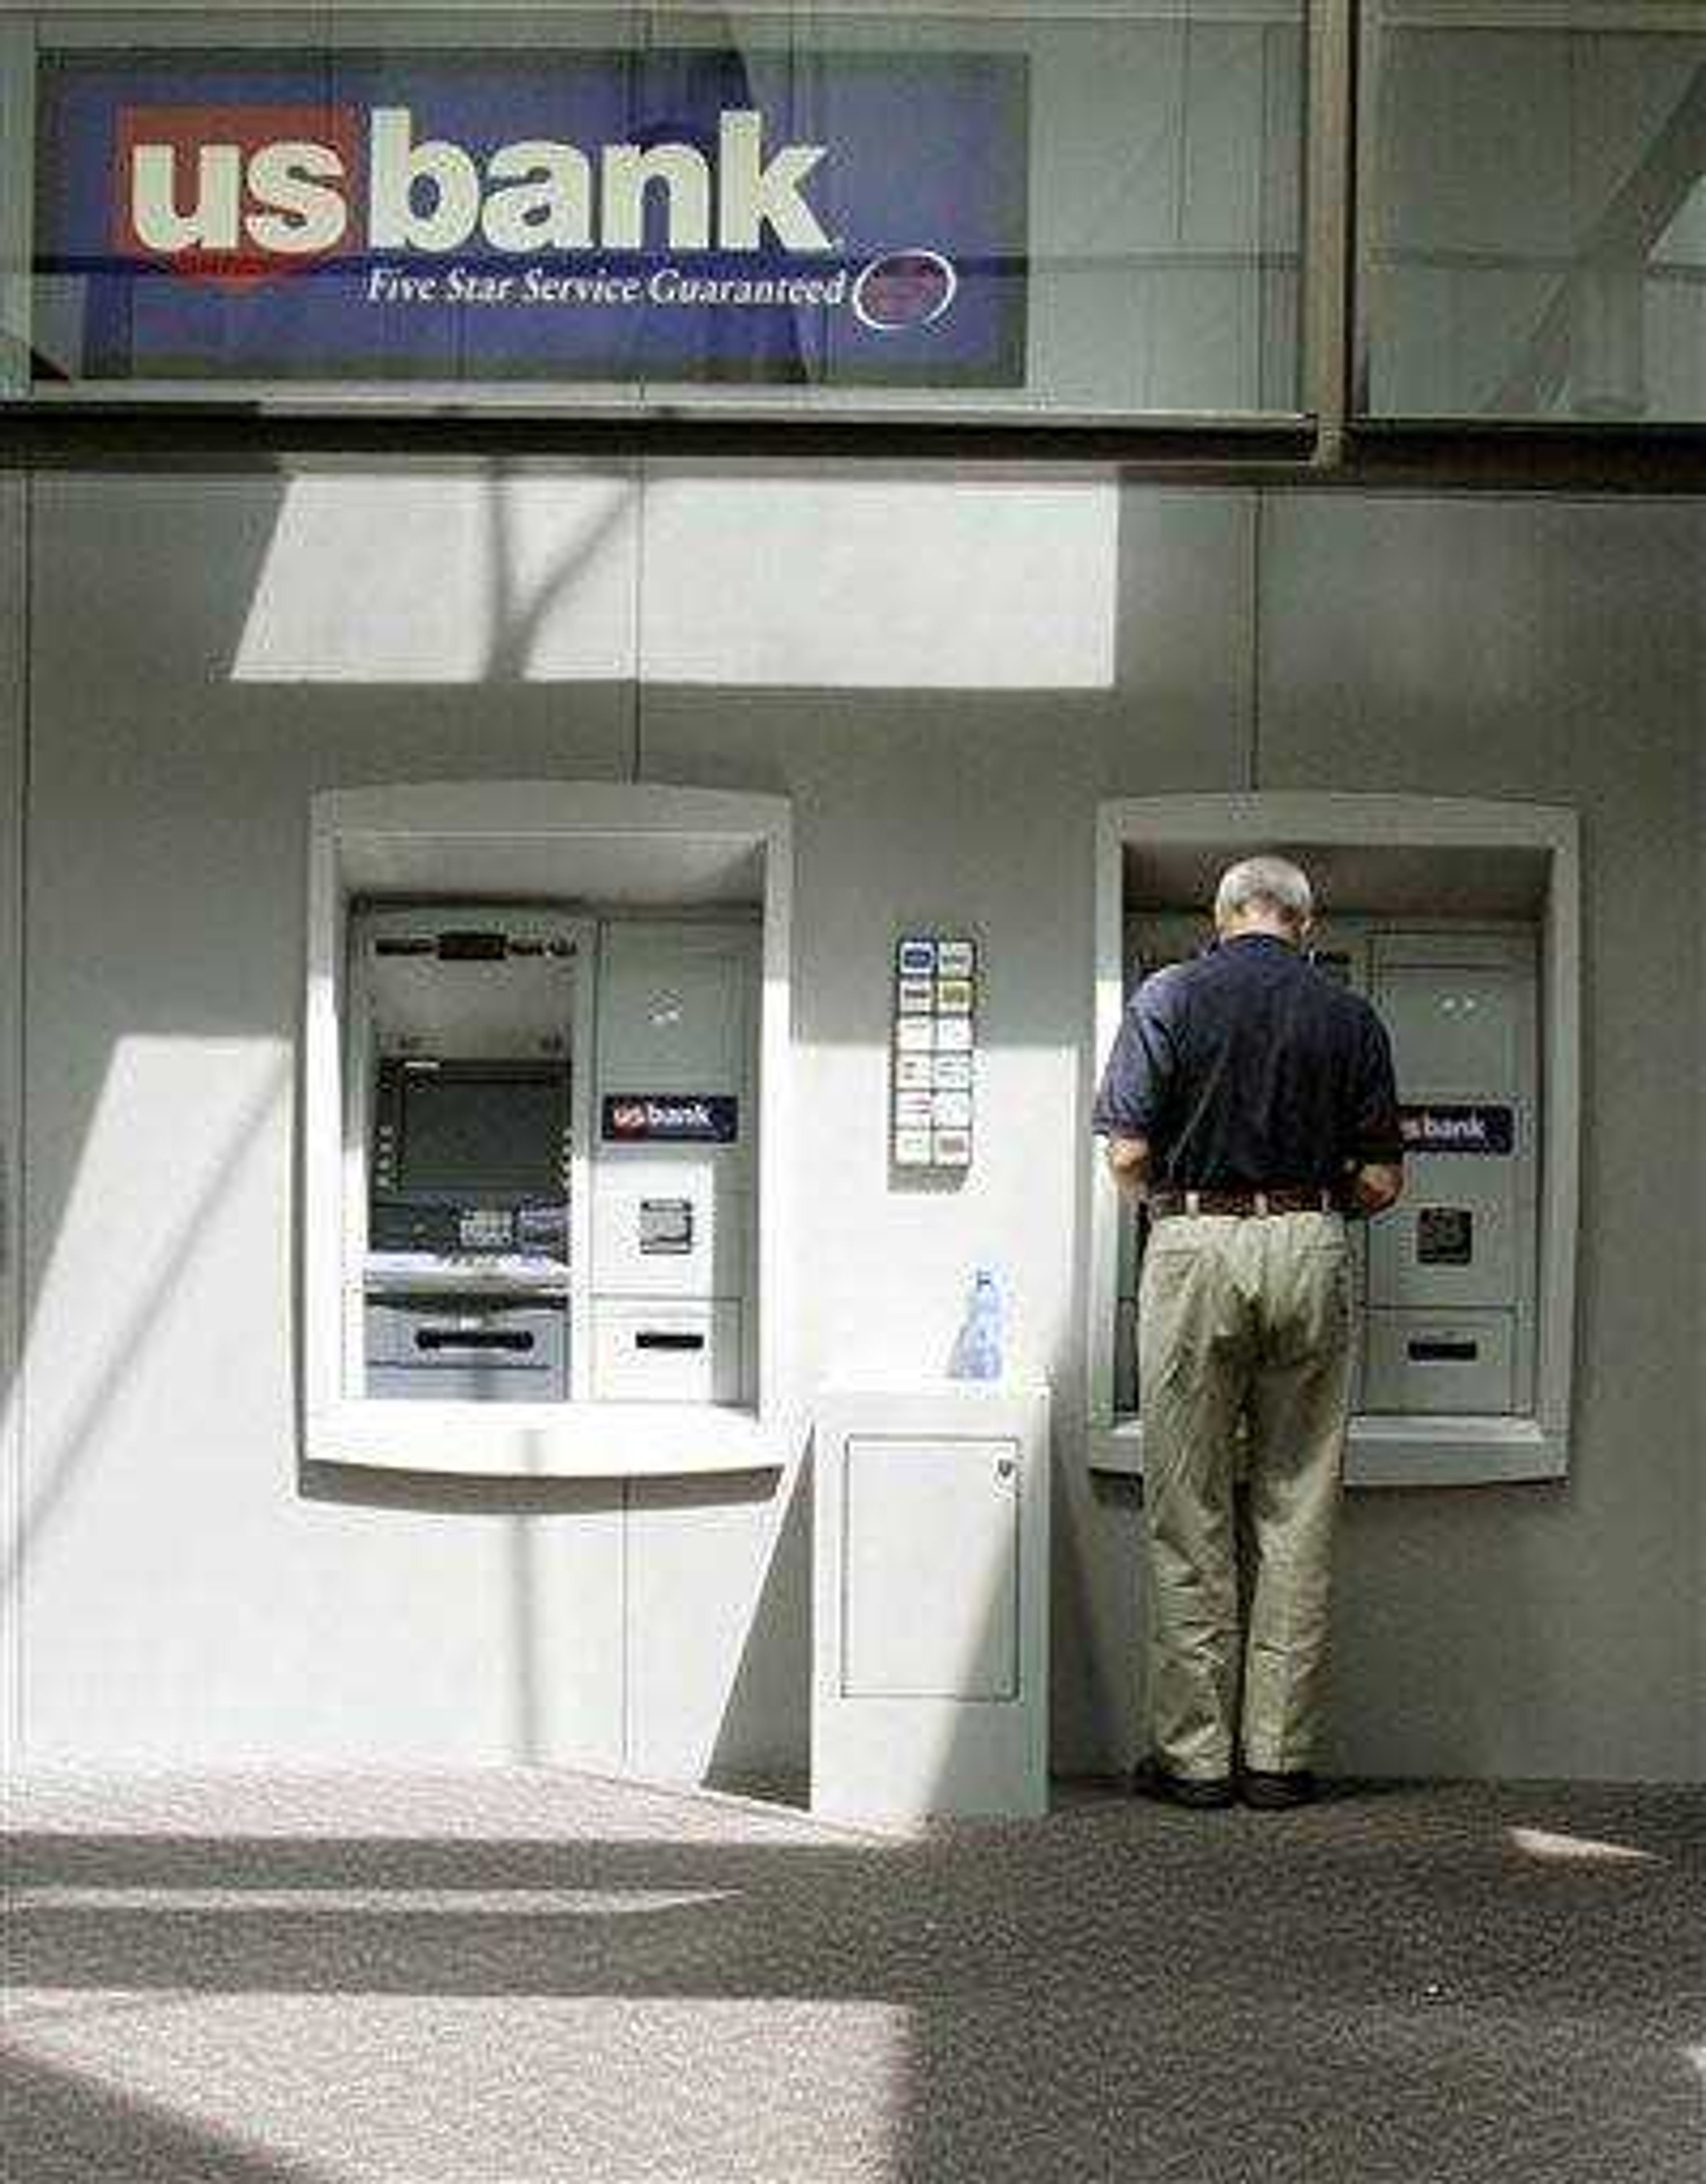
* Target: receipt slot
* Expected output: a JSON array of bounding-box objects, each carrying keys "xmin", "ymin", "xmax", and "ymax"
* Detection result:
[{"xmin": 349, "ymin": 905, "xmax": 758, "ymax": 1409}]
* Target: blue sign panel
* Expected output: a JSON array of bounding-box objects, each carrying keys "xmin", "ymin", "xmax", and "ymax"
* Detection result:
[
  {"xmin": 33, "ymin": 49, "xmax": 1029, "ymax": 388},
  {"xmin": 1400, "ymin": 1105, "xmax": 1516, "ymax": 1156},
  {"xmin": 603, "ymin": 1095, "xmax": 740, "ymax": 1145}
]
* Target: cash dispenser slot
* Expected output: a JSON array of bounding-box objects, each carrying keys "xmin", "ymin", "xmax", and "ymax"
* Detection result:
[
  {"xmin": 1363, "ymin": 1310, "xmax": 1515, "ymax": 1414},
  {"xmin": 375, "ymin": 930, "xmax": 576, "ymax": 962},
  {"xmin": 415, "ymin": 1327, "xmax": 537, "ymax": 1354},
  {"xmin": 367, "ymin": 1299, "xmax": 567, "ymax": 1401},
  {"xmin": 434, "ymin": 931, "xmax": 509, "ymax": 962}
]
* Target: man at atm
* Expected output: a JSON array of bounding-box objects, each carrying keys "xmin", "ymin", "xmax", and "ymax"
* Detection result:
[{"xmin": 1093, "ymin": 855, "xmax": 1405, "ymax": 1810}]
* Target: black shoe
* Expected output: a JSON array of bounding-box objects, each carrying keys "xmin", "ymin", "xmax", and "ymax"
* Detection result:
[
  {"xmin": 1131, "ymin": 1759, "xmax": 1235, "ymax": 1810},
  {"xmin": 1240, "ymin": 1769, "xmax": 1317, "ymax": 1809}
]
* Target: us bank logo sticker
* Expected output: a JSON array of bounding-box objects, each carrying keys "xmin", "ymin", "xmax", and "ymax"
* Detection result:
[
  {"xmin": 602, "ymin": 1095, "xmax": 739, "ymax": 1145},
  {"xmin": 852, "ymin": 250, "xmax": 957, "ymax": 331},
  {"xmin": 34, "ymin": 49, "xmax": 1029, "ymax": 388},
  {"xmin": 1399, "ymin": 1105, "xmax": 1515, "ymax": 1156},
  {"xmin": 115, "ymin": 103, "xmax": 365, "ymax": 290}
]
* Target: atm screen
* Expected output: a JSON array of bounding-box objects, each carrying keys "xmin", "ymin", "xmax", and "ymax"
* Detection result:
[{"xmin": 391, "ymin": 1066, "xmax": 567, "ymax": 1197}]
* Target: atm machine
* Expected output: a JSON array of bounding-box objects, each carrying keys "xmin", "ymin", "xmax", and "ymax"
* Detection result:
[
  {"xmin": 1113, "ymin": 912, "xmax": 1539, "ymax": 1429},
  {"xmin": 348, "ymin": 904, "xmax": 758, "ymax": 1409},
  {"xmin": 354, "ymin": 906, "xmax": 586, "ymax": 1402}
]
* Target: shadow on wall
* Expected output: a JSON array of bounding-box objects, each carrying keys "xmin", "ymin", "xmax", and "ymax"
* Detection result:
[
  {"xmin": 12, "ymin": 468, "xmax": 663, "ymax": 1756},
  {"xmin": 1330, "ymin": 1474, "xmax": 1573, "ymax": 1781},
  {"xmin": 12, "ymin": 460, "xmax": 1163, "ymax": 1796},
  {"xmin": 706, "ymin": 1451, "xmax": 813, "ymax": 1795}
]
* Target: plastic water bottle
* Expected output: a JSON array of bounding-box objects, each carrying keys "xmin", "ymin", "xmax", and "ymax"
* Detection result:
[{"xmin": 952, "ymin": 1267, "xmax": 1004, "ymax": 1382}]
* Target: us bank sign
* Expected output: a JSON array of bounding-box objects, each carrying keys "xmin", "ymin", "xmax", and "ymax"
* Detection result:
[{"xmin": 34, "ymin": 50, "xmax": 1030, "ymax": 388}]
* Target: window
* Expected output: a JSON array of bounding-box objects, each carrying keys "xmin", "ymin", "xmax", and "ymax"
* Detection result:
[
  {"xmin": 1359, "ymin": 2, "xmax": 1706, "ymax": 422},
  {"xmin": 10, "ymin": 4, "xmax": 1308, "ymax": 422}
]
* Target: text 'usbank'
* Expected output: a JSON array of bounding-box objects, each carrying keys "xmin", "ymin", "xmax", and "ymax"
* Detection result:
[{"xmin": 121, "ymin": 107, "xmax": 835, "ymax": 281}]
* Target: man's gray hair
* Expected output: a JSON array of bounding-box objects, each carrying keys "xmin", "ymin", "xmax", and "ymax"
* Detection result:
[{"xmin": 1214, "ymin": 854, "xmax": 1314, "ymax": 931}]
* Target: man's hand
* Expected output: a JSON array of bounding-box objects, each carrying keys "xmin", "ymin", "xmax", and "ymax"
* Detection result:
[
  {"xmin": 1351, "ymin": 1161, "xmax": 1404, "ymax": 1216},
  {"xmin": 1104, "ymin": 1134, "xmax": 1152, "ymax": 1203}
]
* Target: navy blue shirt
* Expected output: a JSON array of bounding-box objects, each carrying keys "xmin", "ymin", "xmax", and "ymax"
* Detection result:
[{"xmin": 1092, "ymin": 934, "xmax": 1404, "ymax": 1193}]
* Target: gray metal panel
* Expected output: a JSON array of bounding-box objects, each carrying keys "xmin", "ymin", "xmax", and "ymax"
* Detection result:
[
  {"xmin": 596, "ymin": 924, "xmax": 752, "ymax": 1091},
  {"xmin": 1370, "ymin": 1157, "xmax": 1523, "ymax": 1315},
  {"xmin": 590, "ymin": 1299, "xmax": 741, "ymax": 1405},
  {"xmin": 591, "ymin": 1165, "xmax": 750, "ymax": 1300},
  {"xmin": 1378, "ymin": 963, "xmax": 1526, "ymax": 1099},
  {"xmin": 366, "ymin": 1298, "xmax": 566, "ymax": 1368},
  {"xmin": 366, "ymin": 1299, "xmax": 568, "ymax": 1401},
  {"xmin": 365, "ymin": 1364, "xmax": 554, "ymax": 1403},
  {"xmin": 1363, "ymin": 1310, "xmax": 1517, "ymax": 1417}
]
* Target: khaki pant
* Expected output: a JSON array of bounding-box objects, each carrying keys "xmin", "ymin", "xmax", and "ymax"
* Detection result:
[{"xmin": 1138, "ymin": 1210, "xmax": 1353, "ymax": 1779}]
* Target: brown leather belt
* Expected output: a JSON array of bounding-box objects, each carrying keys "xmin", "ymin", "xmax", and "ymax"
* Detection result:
[{"xmin": 1148, "ymin": 1187, "xmax": 1338, "ymax": 1219}]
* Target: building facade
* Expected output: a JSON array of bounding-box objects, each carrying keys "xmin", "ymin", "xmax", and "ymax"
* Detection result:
[{"xmin": 3, "ymin": 4, "xmax": 1703, "ymax": 1790}]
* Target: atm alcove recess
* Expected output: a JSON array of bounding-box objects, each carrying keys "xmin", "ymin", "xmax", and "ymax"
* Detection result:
[
  {"xmin": 304, "ymin": 782, "xmax": 795, "ymax": 1481},
  {"xmin": 1088, "ymin": 794, "xmax": 1580, "ymax": 1491}
]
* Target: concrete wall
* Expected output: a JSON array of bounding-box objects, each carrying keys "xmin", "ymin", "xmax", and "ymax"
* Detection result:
[{"xmin": 5, "ymin": 469, "xmax": 1703, "ymax": 1785}]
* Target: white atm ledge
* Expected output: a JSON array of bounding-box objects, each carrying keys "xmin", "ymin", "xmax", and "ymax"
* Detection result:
[
  {"xmin": 1089, "ymin": 1415, "xmax": 1569, "ymax": 1490},
  {"xmin": 306, "ymin": 1400, "xmax": 789, "ymax": 1480}
]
